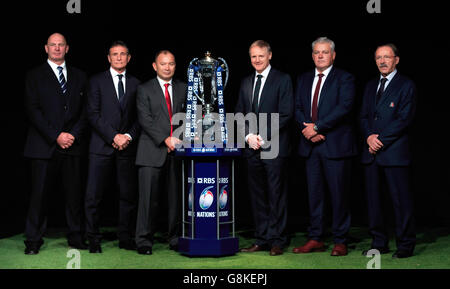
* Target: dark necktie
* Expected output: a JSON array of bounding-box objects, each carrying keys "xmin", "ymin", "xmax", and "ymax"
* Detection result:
[
  {"xmin": 252, "ymin": 74, "xmax": 263, "ymax": 113},
  {"xmin": 376, "ymin": 77, "xmax": 388, "ymax": 105},
  {"xmin": 164, "ymin": 83, "xmax": 173, "ymax": 136},
  {"xmin": 311, "ymin": 73, "xmax": 324, "ymax": 122},
  {"xmin": 57, "ymin": 66, "xmax": 67, "ymax": 94},
  {"xmin": 118, "ymin": 74, "xmax": 125, "ymax": 101}
]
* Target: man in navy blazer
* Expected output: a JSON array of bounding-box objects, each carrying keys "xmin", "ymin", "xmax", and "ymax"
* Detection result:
[
  {"xmin": 24, "ymin": 33, "xmax": 88, "ymax": 254},
  {"xmin": 235, "ymin": 40, "xmax": 294, "ymax": 256},
  {"xmin": 84, "ymin": 41, "xmax": 141, "ymax": 253},
  {"xmin": 293, "ymin": 37, "xmax": 357, "ymax": 256},
  {"xmin": 360, "ymin": 44, "xmax": 417, "ymax": 258}
]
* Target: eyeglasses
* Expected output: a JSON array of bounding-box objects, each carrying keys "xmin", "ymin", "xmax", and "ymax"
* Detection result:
[
  {"xmin": 110, "ymin": 52, "xmax": 129, "ymax": 57},
  {"xmin": 375, "ymin": 55, "xmax": 397, "ymax": 61}
]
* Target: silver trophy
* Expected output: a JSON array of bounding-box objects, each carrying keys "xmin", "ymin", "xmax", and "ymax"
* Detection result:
[{"xmin": 187, "ymin": 52, "xmax": 229, "ymax": 141}]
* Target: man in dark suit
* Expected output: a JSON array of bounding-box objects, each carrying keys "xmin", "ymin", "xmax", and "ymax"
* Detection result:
[
  {"xmin": 84, "ymin": 41, "xmax": 140, "ymax": 253},
  {"xmin": 360, "ymin": 44, "xmax": 417, "ymax": 258},
  {"xmin": 292, "ymin": 37, "xmax": 356, "ymax": 256},
  {"xmin": 24, "ymin": 33, "xmax": 88, "ymax": 254},
  {"xmin": 235, "ymin": 40, "xmax": 293, "ymax": 256},
  {"xmin": 135, "ymin": 50, "xmax": 187, "ymax": 255}
]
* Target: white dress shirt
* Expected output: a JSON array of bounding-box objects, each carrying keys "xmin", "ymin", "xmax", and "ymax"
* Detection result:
[
  {"xmin": 156, "ymin": 76, "xmax": 173, "ymax": 107},
  {"xmin": 310, "ymin": 65, "xmax": 333, "ymax": 116},
  {"xmin": 252, "ymin": 64, "xmax": 271, "ymax": 106},
  {"xmin": 47, "ymin": 59, "xmax": 67, "ymax": 81},
  {"xmin": 110, "ymin": 67, "xmax": 132, "ymax": 141},
  {"xmin": 377, "ymin": 69, "xmax": 397, "ymax": 92},
  {"xmin": 246, "ymin": 65, "xmax": 271, "ymax": 143},
  {"xmin": 110, "ymin": 67, "xmax": 126, "ymax": 100}
]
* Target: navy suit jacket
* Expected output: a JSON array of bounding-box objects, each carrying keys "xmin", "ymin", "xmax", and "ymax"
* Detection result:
[
  {"xmin": 295, "ymin": 67, "xmax": 357, "ymax": 159},
  {"xmin": 24, "ymin": 62, "xmax": 88, "ymax": 159},
  {"xmin": 235, "ymin": 68, "xmax": 294, "ymax": 158},
  {"xmin": 87, "ymin": 70, "xmax": 141, "ymax": 156},
  {"xmin": 359, "ymin": 72, "xmax": 417, "ymax": 166}
]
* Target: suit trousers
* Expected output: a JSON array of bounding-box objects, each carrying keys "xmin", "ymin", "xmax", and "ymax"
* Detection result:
[
  {"xmin": 25, "ymin": 151, "xmax": 84, "ymax": 244},
  {"xmin": 305, "ymin": 142, "xmax": 351, "ymax": 244},
  {"xmin": 246, "ymin": 153, "xmax": 288, "ymax": 248},
  {"xmin": 84, "ymin": 153, "xmax": 138, "ymax": 242},
  {"xmin": 135, "ymin": 154, "xmax": 181, "ymax": 248},
  {"xmin": 363, "ymin": 162, "xmax": 416, "ymax": 252}
]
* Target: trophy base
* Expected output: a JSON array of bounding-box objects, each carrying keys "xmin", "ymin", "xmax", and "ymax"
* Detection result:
[{"xmin": 178, "ymin": 237, "xmax": 239, "ymax": 257}]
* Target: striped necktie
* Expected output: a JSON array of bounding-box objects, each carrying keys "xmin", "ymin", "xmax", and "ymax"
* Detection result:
[{"xmin": 57, "ymin": 66, "xmax": 67, "ymax": 94}]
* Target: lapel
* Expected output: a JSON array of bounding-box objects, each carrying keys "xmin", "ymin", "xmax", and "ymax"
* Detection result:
[
  {"xmin": 152, "ymin": 78, "xmax": 170, "ymax": 121},
  {"xmin": 317, "ymin": 67, "xmax": 335, "ymax": 109},
  {"xmin": 304, "ymin": 71, "xmax": 315, "ymax": 120},
  {"xmin": 105, "ymin": 71, "xmax": 121, "ymax": 110},
  {"xmin": 171, "ymin": 80, "xmax": 184, "ymax": 114},
  {"xmin": 247, "ymin": 74, "xmax": 255, "ymax": 109},
  {"xmin": 44, "ymin": 62, "xmax": 67, "ymax": 105},
  {"xmin": 376, "ymin": 72, "xmax": 401, "ymax": 110}
]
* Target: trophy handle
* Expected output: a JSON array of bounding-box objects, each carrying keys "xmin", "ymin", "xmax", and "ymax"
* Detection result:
[
  {"xmin": 218, "ymin": 57, "xmax": 229, "ymax": 89},
  {"xmin": 187, "ymin": 58, "xmax": 203, "ymax": 101}
]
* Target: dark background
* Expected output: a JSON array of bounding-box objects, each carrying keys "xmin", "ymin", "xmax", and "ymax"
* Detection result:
[{"xmin": 1, "ymin": 0, "xmax": 449, "ymax": 239}]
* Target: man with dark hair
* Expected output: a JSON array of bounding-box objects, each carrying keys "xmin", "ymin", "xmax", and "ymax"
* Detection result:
[
  {"xmin": 235, "ymin": 40, "xmax": 294, "ymax": 256},
  {"xmin": 24, "ymin": 33, "xmax": 88, "ymax": 254},
  {"xmin": 135, "ymin": 50, "xmax": 187, "ymax": 255},
  {"xmin": 84, "ymin": 40, "xmax": 141, "ymax": 253},
  {"xmin": 360, "ymin": 44, "xmax": 417, "ymax": 258}
]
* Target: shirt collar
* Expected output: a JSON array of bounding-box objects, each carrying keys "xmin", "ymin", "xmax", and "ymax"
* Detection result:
[
  {"xmin": 47, "ymin": 59, "xmax": 66, "ymax": 70},
  {"xmin": 255, "ymin": 64, "xmax": 271, "ymax": 79},
  {"xmin": 315, "ymin": 65, "xmax": 333, "ymax": 77},
  {"xmin": 157, "ymin": 76, "xmax": 173, "ymax": 87},
  {"xmin": 110, "ymin": 67, "xmax": 126, "ymax": 78},
  {"xmin": 380, "ymin": 69, "xmax": 397, "ymax": 82}
]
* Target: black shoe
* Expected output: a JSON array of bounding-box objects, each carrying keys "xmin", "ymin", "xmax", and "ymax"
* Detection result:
[
  {"xmin": 137, "ymin": 246, "xmax": 152, "ymax": 255},
  {"xmin": 119, "ymin": 240, "xmax": 137, "ymax": 251},
  {"xmin": 89, "ymin": 242, "xmax": 102, "ymax": 253},
  {"xmin": 68, "ymin": 240, "xmax": 89, "ymax": 250},
  {"xmin": 362, "ymin": 247, "xmax": 390, "ymax": 256},
  {"xmin": 392, "ymin": 250, "xmax": 413, "ymax": 258},
  {"xmin": 24, "ymin": 240, "xmax": 43, "ymax": 255}
]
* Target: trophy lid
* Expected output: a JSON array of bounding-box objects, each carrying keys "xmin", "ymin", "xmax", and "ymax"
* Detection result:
[{"xmin": 200, "ymin": 51, "xmax": 216, "ymax": 64}]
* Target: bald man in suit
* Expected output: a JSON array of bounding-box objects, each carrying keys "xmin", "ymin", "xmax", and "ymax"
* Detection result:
[{"xmin": 24, "ymin": 33, "xmax": 88, "ymax": 254}]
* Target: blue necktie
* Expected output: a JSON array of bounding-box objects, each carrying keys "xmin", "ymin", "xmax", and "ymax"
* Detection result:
[{"xmin": 57, "ymin": 66, "xmax": 67, "ymax": 94}]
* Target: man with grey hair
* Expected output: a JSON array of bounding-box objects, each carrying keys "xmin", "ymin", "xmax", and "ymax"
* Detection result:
[{"xmin": 293, "ymin": 37, "xmax": 357, "ymax": 256}]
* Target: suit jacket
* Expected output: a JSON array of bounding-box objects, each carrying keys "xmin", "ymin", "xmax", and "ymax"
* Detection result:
[
  {"xmin": 24, "ymin": 62, "xmax": 88, "ymax": 159},
  {"xmin": 135, "ymin": 78, "xmax": 187, "ymax": 167},
  {"xmin": 87, "ymin": 70, "xmax": 141, "ymax": 156},
  {"xmin": 360, "ymin": 72, "xmax": 417, "ymax": 166},
  {"xmin": 235, "ymin": 68, "xmax": 294, "ymax": 158},
  {"xmin": 295, "ymin": 67, "xmax": 357, "ymax": 159}
]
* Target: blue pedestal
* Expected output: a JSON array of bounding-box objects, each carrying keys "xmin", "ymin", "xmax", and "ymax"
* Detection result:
[{"xmin": 176, "ymin": 147, "xmax": 240, "ymax": 257}]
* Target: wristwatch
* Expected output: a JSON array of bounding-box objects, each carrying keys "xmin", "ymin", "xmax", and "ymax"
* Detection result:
[{"xmin": 313, "ymin": 124, "xmax": 319, "ymax": 132}]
